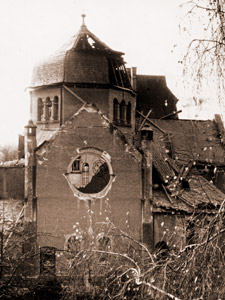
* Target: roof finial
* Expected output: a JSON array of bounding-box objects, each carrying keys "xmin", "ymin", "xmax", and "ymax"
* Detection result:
[{"xmin": 81, "ymin": 13, "xmax": 86, "ymax": 25}]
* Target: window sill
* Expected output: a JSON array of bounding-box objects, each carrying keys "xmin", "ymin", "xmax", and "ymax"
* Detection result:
[
  {"xmin": 37, "ymin": 120, "xmax": 60, "ymax": 124},
  {"xmin": 113, "ymin": 121, "xmax": 132, "ymax": 128}
]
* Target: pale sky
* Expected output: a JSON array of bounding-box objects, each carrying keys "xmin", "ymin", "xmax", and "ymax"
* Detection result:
[{"xmin": 0, "ymin": 0, "xmax": 216, "ymax": 146}]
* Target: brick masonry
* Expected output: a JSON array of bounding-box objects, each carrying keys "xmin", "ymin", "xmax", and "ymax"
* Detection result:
[{"xmin": 35, "ymin": 107, "xmax": 142, "ymax": 249}]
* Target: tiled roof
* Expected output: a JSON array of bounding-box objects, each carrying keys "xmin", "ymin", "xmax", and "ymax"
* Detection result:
[
  {"xmin": 30, "ymin": 24, "xmax": 123, "ymax": 88},
  {"xmin": 136, "ymin": 75, "xmax": 178, "ymax": 119},
  {"xmin": 178, "ymin": 175, "xmax": 224, "ymax": 208},
  {"xmin": 152, "ymin": 143, "xmax": 178, "ymax": 183},
  {"xmin": 147, "ymin": 117, "xmax": 225, "ymax": 211},
  {"xmin": 153, "ymin": 175, "xmax": 225, "ymax": 213},
  {"xmin": 152, "ymin": 118, "xmax": 225, "ymax": 166}
]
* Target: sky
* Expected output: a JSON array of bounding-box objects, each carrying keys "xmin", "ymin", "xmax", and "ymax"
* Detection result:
[{"xmin": 0, "ymin": 0, "xmax": 218, "ymax": 146}]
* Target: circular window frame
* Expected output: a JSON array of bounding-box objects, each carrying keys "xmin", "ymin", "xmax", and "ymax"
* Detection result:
[{"xmin": 65, "ymin": 147, "xmax": 114, "ymax": 200}]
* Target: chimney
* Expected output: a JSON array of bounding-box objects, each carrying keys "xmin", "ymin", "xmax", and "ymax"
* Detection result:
[
  {"xmin": 131, "ymin": 67, "xmax": 137, "ymax": 91},
  {"xmin": 18, "ymin": 134, "xmax": 24, "ymax": 159},
  {"xmin": 140, "ymin": 126, "xmax": 154, "ymax": 250},
  {"xmin": 24, "ymin": 120, "xmax": 37, "ymax": 222}
]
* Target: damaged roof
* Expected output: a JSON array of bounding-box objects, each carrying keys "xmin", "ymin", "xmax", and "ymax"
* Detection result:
[
  {"xmin": 30, "ymin": 21, "xmax": 124, "ymax": 88},
  {"xmin": 153, "ymin": 174, "xmax": 225, "ymax": 213},
  {"xmin": 35, "ymin": 103, "xmax": 141, "ymax": 161},
  {"xmin": 151, "ymin": 118, "xmax": 225, "ymax": 167},
  {"xmin": 145, "ymin": 117, "xmax": 225, "ymax": 212}
]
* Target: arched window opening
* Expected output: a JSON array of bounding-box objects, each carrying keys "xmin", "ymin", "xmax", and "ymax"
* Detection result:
[
  {"xmin": 113, "ymin": 98, "xmax": 120, "ymax": 123},
  {"xmin": 37, "ymin": 98, "xmax": 43, "ymax": 121},
  {"xmin": 51, "ymin": 96, "xmax": 59, "ymax": 121},
  {"xmin": 46, "ymin": 97, "xmax": 52, "ymax": 120},
  {"xmin": 82, "ymin": 163, "xmax": 89, "ymax": 187},
  {"xmin": 120, "ymin": 100, "xmax": 127, "ymax": 125},
  {"xmin": 42, "ymin": 97, "xmax": 52, "ymax": 121},
  {"xmin": 72, "ymin": 156, "xmax": 81, "ymax": 172},
  {"xmin": 127, "ymin": 102, "xmax": 131, "ymax": 125}
]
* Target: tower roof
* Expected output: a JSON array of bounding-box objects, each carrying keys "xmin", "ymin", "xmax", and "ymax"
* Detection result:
[{"xmin": 30, "ymin": 16, "xmax": 125, "ymax": 88}]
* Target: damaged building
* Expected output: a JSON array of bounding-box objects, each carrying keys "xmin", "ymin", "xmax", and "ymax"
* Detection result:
[{"xmin": 0, "ymin": 15, "xmax": 225, "ymax": 275}]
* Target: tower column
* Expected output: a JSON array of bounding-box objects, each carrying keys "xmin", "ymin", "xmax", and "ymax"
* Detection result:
[
  {"xmin": 24, "ymin": 120, "xmax": 37, "ymax": 222},
  {"xmin": 50, "ymin": 97, "xmax": 59, "ymax": 121}
]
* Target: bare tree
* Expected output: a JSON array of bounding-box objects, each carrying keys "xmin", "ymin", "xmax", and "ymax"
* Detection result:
[
  {"xmin": 61, "ymin": 204, "xmax": 225, "ymax": 300},
  {"xmin": 181, "ymin": 0, "xmax": 225, "ymax": 111},
  {"xmin": 0, "ymin": 145, "xmax": 17, "ymax": 163}
]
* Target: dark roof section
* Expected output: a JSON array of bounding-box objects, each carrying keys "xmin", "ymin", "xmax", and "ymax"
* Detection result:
[
  {"xmin": 153, "ymin": 174, "xmax": 225, "ymax": 213},
  {"xmin": 136, "ymin": 75, "xmax": 179, "ymax": 119},
  {"xmin": 152, "ymin": 143, "xmax": 179, "ymax": 183},
  {"xmin": 151, "ymin": 118, "xmax": 225, "ymax": 167},
  {"xmin": 30, "ymin": 23, "xmax": 126, "ymax": 88}
]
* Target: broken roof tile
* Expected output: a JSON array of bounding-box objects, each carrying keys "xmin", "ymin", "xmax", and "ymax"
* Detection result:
[{"xmin": 152, "ymin": 119, "xmax": 225, "ymax": 166}]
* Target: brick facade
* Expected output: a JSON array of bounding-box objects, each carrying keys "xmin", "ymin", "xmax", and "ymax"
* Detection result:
[{"xmin": 35, "ymin": 107, "xmax": 142, "ymax": 250}]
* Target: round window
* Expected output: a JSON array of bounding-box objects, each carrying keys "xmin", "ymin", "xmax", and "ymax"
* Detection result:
[{"xmin": 65, "ymin": 148, "xmax": 114, "ymax": 199}]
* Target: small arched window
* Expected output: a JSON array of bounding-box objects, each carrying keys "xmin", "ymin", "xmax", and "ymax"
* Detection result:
[
  {"xmin": 37, "ymin": 98, "xmax": 43, "ymax": 121},
  {"xmin": 45, "ymin": 97, "xmax": 52, "ymax": 121},
  {"xmin": 51, "ymin": 96, "xmax": 59, "ymax": 121},
  {"xmin": 72, "ymin": 156, "xmax": 81, "ymax": 172},
  {"xmin": 82, "ymin": 163, "xmax": 89, "ymax": 187},
  {"xmin": 120, "ymin": 100, "xmax": 127, "ymax": 124},
  {"xmin": 113, "ymin": 98, "xmax": 120, "ymax": 123},
  {"xmin": 127, "ymin": 102, "xmax": 131, "ymax": 125}
]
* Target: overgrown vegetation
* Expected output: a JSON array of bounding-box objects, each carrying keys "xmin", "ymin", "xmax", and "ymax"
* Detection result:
[
  {"xmin": 0, "ymin": 145, "xmax": 18, "ymax": 163},
  {"xmin": 59, "ymin": 204, "xmax": 225, "ymax": 300},
  {"xmin": 0, "ymin": 199, "xmax": 224, "ymax": 299}
]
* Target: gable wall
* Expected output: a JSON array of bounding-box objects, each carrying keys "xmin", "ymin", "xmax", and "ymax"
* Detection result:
[{"xmin": 35, "ymin": 108, "xmax": 142, "ymax": 250}]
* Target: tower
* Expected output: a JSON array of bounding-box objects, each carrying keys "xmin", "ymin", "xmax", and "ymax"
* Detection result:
[{"xmin": 29, "ymin": 15, "xmax": 136, "ymax": 144}]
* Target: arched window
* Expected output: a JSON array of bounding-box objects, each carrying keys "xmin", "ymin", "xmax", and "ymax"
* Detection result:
[
  {"xmin": 82, "ymin": 163, "xmax": 89, "ymax": 187},
  {"xmin": 72, "ymin": 156, "xmax": 81, "ymax": 172},
  {"xmin": 42, "ymin": 97, "xmax": 52, "ymax": 121},
  {"xmin": 120, "ymin": 100, "xmax": 127, "ymax": 125},
  {"xmin": 46, "ymin": 97, "xmax": 52, "ymax": 121},
  {"xmin": 51, "ymin": 96, "xmax": 59, "ymax": 121},
  {"xmin": 127, "ymin": 102, "xmax": 131, "ymax": 125},
  {"xmin": 37, "ymin": 98, "xmax": 43, "ymax": 121},
  {"xmin": 113, "ymin": 98, "xmax": 120, "ymax": 123}
]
